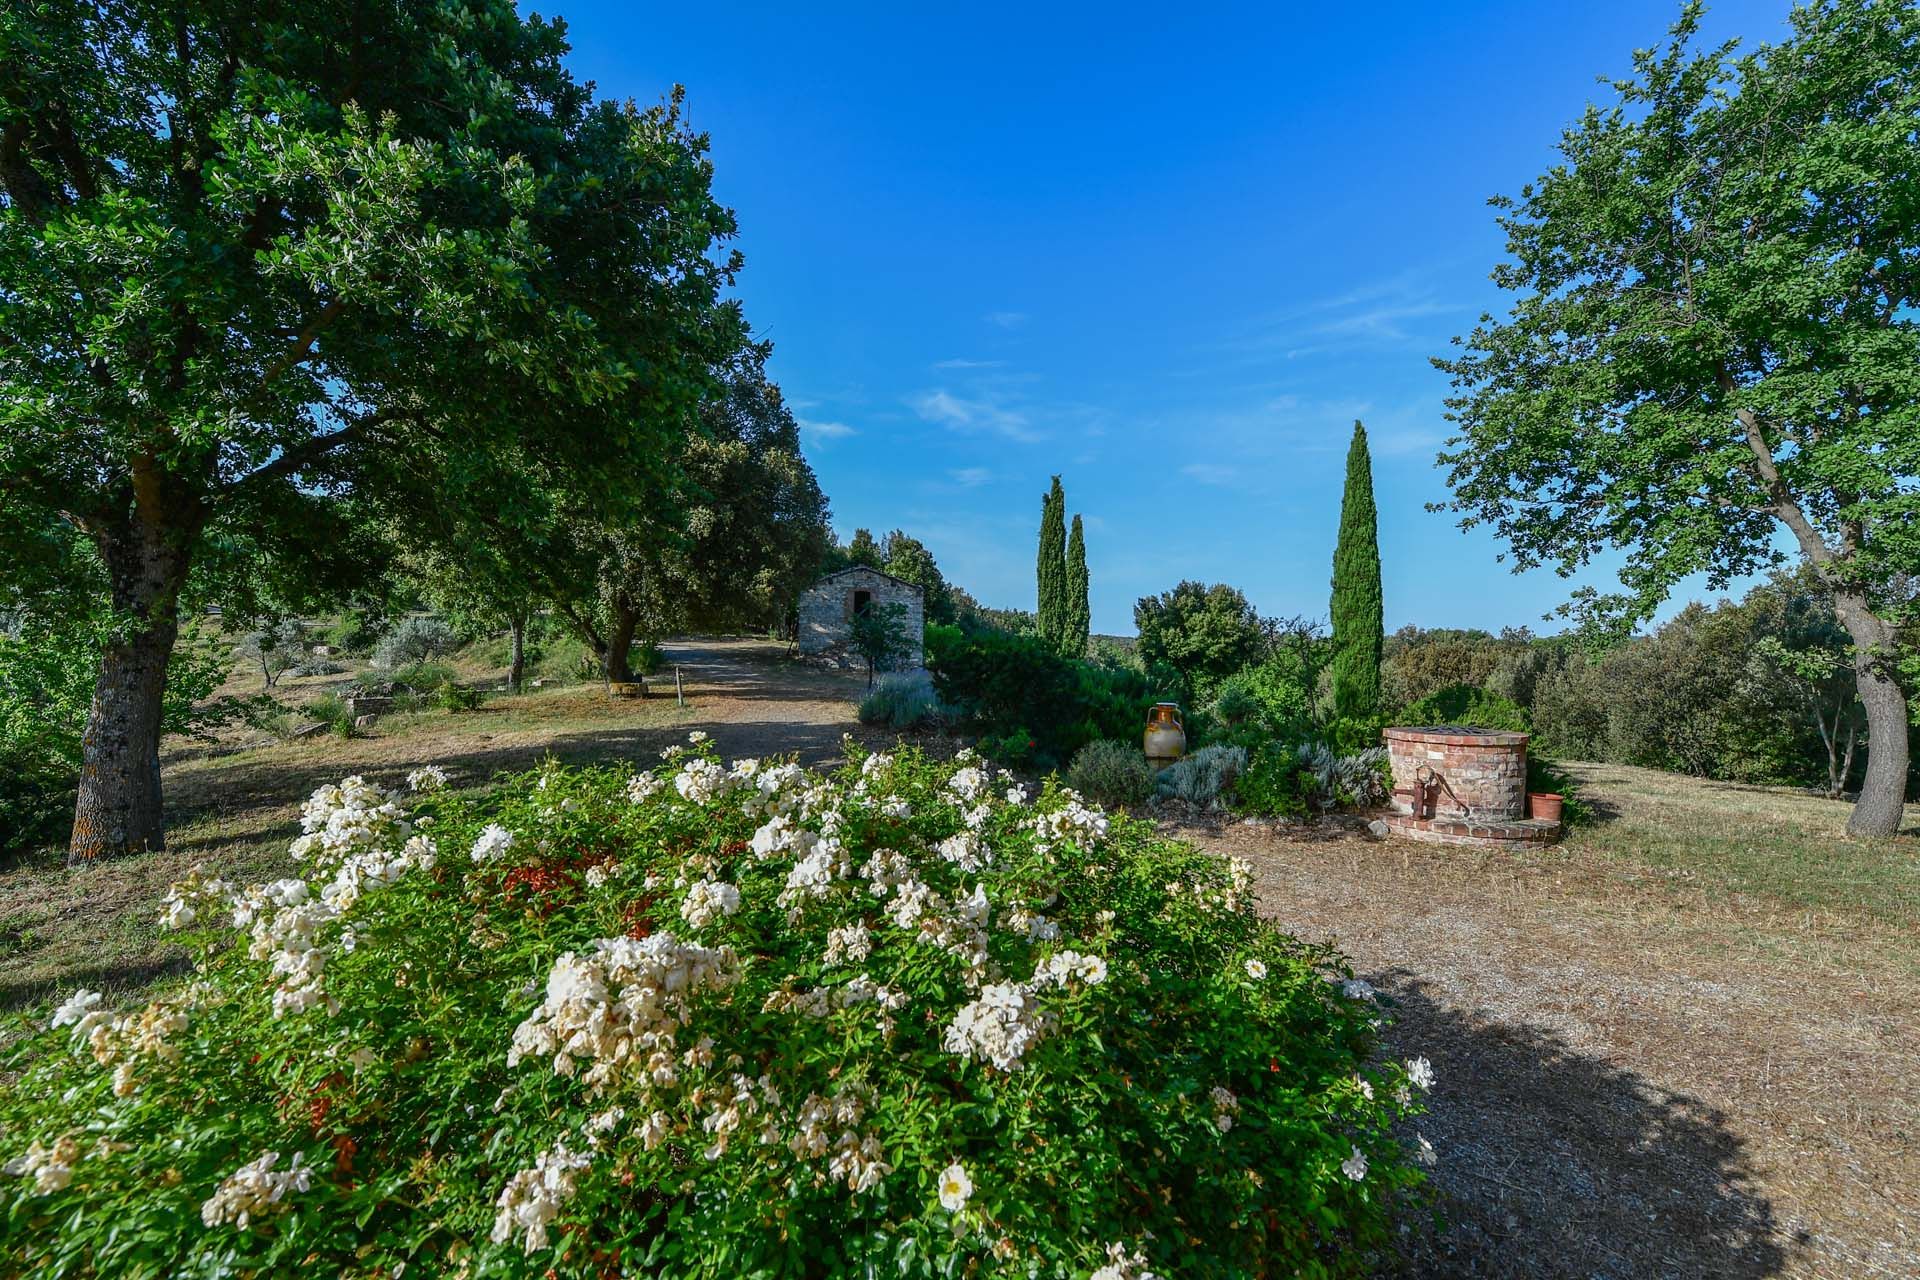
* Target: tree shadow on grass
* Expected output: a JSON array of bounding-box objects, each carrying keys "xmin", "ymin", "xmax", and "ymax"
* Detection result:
[
  {"xmin": 1374, "ymin": 971, "xmax": 1799, "ymax": 1279},
  {"xmin": 0, "ymin": 956, "xmax": 193, "ymax": 1011},
  {"xmin": 163, "ymin": 713, "xmax": 884, "ymax": 833}
]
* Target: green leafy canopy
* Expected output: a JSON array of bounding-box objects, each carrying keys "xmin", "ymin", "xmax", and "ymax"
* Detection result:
[{"xmin": 1432, "ymin": 0, "xmax": 1920, "ymax": 620}]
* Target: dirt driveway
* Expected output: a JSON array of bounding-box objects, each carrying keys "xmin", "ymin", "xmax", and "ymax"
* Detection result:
[
  {"xmin": 650, "ymin": 637, "xmax": 892, "ymax": 763},
  {"xmin": 1185, "ymin": 814, "xmax": 1918, "ymax": 1280}
]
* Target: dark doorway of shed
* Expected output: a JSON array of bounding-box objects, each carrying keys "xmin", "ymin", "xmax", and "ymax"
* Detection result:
[{"xmin": 853, "ymin": 589, "xmax": 872, "ymax": 615}]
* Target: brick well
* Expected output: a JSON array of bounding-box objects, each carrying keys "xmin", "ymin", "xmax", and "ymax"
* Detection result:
[{"xmin": 1380, "ymin": 725, "xmax": 1560, "ymax": 847}]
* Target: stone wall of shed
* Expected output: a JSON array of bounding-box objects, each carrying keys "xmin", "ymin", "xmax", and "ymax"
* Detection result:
[{"xmin": 796, "ymin": 570, "xmax": 924, "ymax": 669}]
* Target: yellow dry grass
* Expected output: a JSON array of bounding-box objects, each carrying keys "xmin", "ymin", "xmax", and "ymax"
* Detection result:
[{"xmin": 0, "ymin": 638, "xmax": 878, "ymax": 1004}]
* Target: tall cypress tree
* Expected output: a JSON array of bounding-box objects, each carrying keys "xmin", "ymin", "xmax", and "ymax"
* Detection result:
[
  {"xmin": 1037, "ymin": 476, "xmax": 1067, "ymax": 645},
  {"xmin": 1065, "ymin": 513, "xmax": 1090, "ymax": 657},
  {"xmin": 1330, "ymin": 421, "xmax": 1384, "ymax": 720}
]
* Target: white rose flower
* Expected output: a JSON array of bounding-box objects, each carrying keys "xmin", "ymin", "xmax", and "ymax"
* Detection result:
[
  {"xmin": 1341, "ymin": 1146, "xmax": 1369, "ymax": 1181},
  {"xmin": 680, "ymin": 879, "xmax": 742, "ymax": 929},
  {"xmin": 200, "ymin": 1151, "xmax": 313, "ymax": 1229},
  {"xmin": 470, "ymin": 824, "xmax": 516, "ymax": 863},
  {"xmin": 937, "ymin": 1160, "xmax": 973, "ymax": 1212}
]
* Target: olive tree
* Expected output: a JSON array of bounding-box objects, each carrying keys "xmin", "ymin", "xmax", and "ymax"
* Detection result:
[
  {"xmin": 0, "ymin": 3, "xmax": 742, "ymax": 859},
  {"xmin": 850, "ymin": 602, "xmax": 913, "ymax": 689},
  {"xmin": 1434, "ymin": 0, "xmax": 1919, "ymax": 835}
]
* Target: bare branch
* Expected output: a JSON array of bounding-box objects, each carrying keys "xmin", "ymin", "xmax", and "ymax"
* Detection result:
[{"xmin": 222, "ymin": 407, "xmax": 410, "ymax": 493}]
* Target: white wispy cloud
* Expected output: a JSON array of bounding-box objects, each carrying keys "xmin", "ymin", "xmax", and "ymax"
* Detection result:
[
  {"xmin": 1224, "ymin": 271, "xmax": 1463, "ymax": 360},
  {"xmin": 948, "ymin": 467, "xmax": 992, "ymax": 488},
  {"xmin": 933, "ymin": 358, "xmax": 1005, "ymax": 370},
  {"xmin": 799, "ymin": 418, "xmax": 857, "ymax": 443},
  {"xmin": 909, "ymin": 389, "xmax": 1040, "ymax": 443},
  {"xmin": 984, "ymin": 310, "xmax": 1028, "ymax": 330}
]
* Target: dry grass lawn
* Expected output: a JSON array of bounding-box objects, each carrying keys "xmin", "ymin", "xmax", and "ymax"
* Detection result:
[{"xmin": 0, "ymin": 638, "xmax": 882, "ymax": 1005}]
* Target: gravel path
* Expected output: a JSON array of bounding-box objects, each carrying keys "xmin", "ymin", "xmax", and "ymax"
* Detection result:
[{"xmin": 650, "ymin": 637, "xmax": 884, "ymax": 764}]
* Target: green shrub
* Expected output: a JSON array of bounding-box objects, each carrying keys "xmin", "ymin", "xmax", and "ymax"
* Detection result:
[
  {"xmin": 857, "ymin": 672, "xmax": 947, "ymax": 731},
  {"xmin": 929, "ymin": 628, "xmax": 1153, "ymax": 769},
  {"xmin": 978, "ymin": 724, "xmax": 1039, "ymax": 768},
  {"xmin": 0, "ymin": 746, "xmax": 1428, "ymax": 1276},
  {"xmin": 1295, "ymin": 744, "xmax": 1392, "ymax": 812},
  {"xmin": 1211, "ymin": 649, "xmax": 1321, "ymax": 744},
  {"xmin": 1323, "ymin": 712, "xmax": 1392, "ymax": 755},
  {"xmin": 1236, "ymin": 744, "xmax": 1309, "ymax": 818},
  {"xmin": 1399, "ymin": 683, "xmax": 1528, "ymax": 733},
  {"xmin": 1154, "ymin": 744, "xmax": 1249, "ymax": 807},
  {"xmin": 319, "ymin": 610, "xmax": 384, "ymax": 656},
  {"xmin": 1066, "ymin": 739, "xmax": 1155, "ymax": 809},
  {"xmin": 305, "ymin": 692, "xmax": 358, "ymax": 738},
  {"xmin": 0, "ymin": 738, "xmax": 76, "ymax": 859},
  {"xmin": 435, "ymin": 681, "xmax": 484, "ymax": 712},
  {"xmin": 1234, "ymin": 744, "xmax": 1391, "ymax": 818}
]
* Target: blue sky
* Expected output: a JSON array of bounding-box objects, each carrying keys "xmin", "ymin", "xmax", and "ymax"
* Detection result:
[{"xmin": 555, "ymin": 0, "xmax": 1795, "ymax": 636}]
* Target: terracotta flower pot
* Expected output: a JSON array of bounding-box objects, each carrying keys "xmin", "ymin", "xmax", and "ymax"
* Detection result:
[{"xmin": 1527, "ymin": 792, "xmax": 1564, "ymax": 823}]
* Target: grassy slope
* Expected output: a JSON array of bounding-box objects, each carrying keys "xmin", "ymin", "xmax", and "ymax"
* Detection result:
[{"xmin": 1562, "ymin": 760, "xmax": 1919, "ymax": 938}]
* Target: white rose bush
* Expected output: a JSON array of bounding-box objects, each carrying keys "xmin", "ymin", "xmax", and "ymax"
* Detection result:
[{"xmin": 0, "ymin": 741, "xmax": 1429, "ymax": 1277}]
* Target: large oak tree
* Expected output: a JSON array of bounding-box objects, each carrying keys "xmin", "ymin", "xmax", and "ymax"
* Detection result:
[
  {"xmin": 1435, "ymin": 0, "xmax": 1918, "ymax": 835},
  {"xmin": 1, "ymin": 1, "xmax": 742, "ymax": 860}
]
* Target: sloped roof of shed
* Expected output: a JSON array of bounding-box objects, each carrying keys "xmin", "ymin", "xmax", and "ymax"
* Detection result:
[{"xmin": 806, "ymin": 566, "xmax": 925, "ymax": 596}]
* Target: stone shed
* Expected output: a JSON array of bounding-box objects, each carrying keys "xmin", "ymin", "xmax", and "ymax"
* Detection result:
[{"xmin": 797, "ymin": 566, "xmax": 925, "ymax": 669}]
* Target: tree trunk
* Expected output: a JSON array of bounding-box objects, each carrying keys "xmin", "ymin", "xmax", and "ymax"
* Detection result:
[
  {"xmin": 1839, "ymin": 714, "xmax": 1860, "ymax": 798},
  {"xmin": 508, "ymin": 612, "xmax": 527, "ymax": 694},
  {"xmin": 1733, "ymin": 412, "xmax": 1909, "ymax": 834},
  {"xmin": 70, "ymin": 498, "xmax": 197, "ymax": 864},
  {"xmin": 1809, "ymin": 696, "xmax": 1846, "ymax": 798},
  {"xmin": 1833, "ymin": 588, "xmax": 1909, "ymax": 837},
  {"xmin": 603, "ymin": 592, "xmax": 639, "ymax": 686}
]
